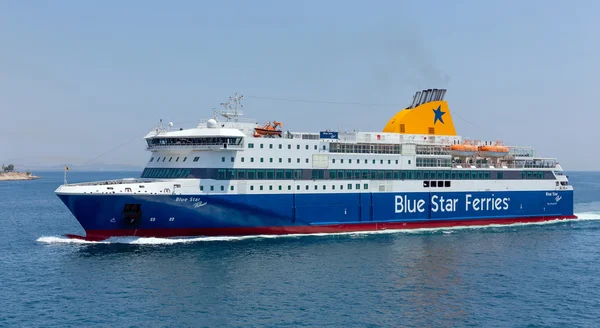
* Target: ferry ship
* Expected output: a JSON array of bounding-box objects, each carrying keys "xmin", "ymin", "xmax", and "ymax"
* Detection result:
[{"xmin": 55, "ymin": 89, "xmax": 575, "ymax": 241}]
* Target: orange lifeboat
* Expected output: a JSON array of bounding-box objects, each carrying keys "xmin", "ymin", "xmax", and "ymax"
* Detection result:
[
  {"xmin": 478, "ymin": 145, "xmax": 509, "ymax": 157},
  {"xmin": 254, "ymin": 121, "xmax": 283, "ymax": 137},
  {"xmin": 450, "ymin": 144, "xmax": 478, "ymax": 157}
]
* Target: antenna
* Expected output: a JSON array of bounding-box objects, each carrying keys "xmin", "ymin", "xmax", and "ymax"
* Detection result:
[{"xmin": 220, "ymin": 92, "xmax": 244, "ymax": 120}]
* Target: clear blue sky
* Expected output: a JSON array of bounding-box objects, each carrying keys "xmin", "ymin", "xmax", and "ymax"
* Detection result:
[{"xmin": 0, "ymin": 1, "xmax": 597, "ymax": 170}]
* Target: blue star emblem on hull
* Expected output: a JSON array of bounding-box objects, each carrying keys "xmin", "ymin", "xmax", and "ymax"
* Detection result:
[{"xmin": 433, "ymin": 105, "xmax": 446, "ymax": 125}]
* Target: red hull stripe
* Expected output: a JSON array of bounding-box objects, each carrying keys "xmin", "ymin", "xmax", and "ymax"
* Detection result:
[{"xmin": 68, "ymin": 215, "xmax": 578, "ymax": 242}]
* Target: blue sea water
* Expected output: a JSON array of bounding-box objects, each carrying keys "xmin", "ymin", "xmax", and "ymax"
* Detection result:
[{"xmin": 1, "ymin": 171, "xmax": 600, "ymax": 327}]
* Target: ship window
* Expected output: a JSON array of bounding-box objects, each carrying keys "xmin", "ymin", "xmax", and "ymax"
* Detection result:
[
  {"xmin": 247, "ymin": 170, "xmax": 256, "ymax": 179},
  {"xmin": 267, "ymin": 170, "xmax": 275, "ymax": 179},
  {"xmin": 183, "ymin": 157, "xmax": 187, "ymax": 162},
  {"xmin": 333, "ymin": 159, "xmax": 336, "ymax": 164},
  {"xmin": 306, "ymin": 185, "xmax": 309, "ymax": 190},
  {"xmin": 257, "ymin": 170, "xmax": 265, "ymax": 179},
  {"xmin": 373, "ymin": 159, "xmax": 376, "ymax": 164},
  {"xmin": 276, "ymin": 170, "xmax": 284, "ymax": 179},
  {"xmin": 314, "ymin": 145, "xmax": 317, "ymax": 150},
  {"xmin": 395, "ymin": 160, "xmax": 398, "ymax": 164},
  {"xmin": 230, "ymin": 186, "xmax": 234, "ymax": 191},
  {"xmin": 221, "ymin": 186, "xmax": 224, "ymax": 191},
  {"xmin": 237, "ymin": 170, "xmax": 246, "ymax": 179},
  {"xmin": 248, "ymin": 143, "xmax": 254, "ymax": 148},
  {"xmin": 484, "ymin": 171, "xmax": 490, "ymax": 179},
  {"xmin": 364, "ymin": 184, "xmax": 368, "ymax": 189},
  {"xmin": 221, "ymin": 157, "xmax": 225, "ymax": 162},
  {"xmin": 349, "ymin": 159, "xmax": 352, "ymax": 164},
  {"xmin": 388, "ymin": 160, "xmax": 391, "ymax": 164},
  {"xmin": 341, "ymin": 159, "xmax": 344, "ymax": 164},
  {"xmin": 200, "ymin": 186, "xmax": 204, "ymax": 191},
  {"xmin": 408, "ymin": 160, "xmax": 411, "ymax": 165},
  {"xmin": 356, "ymin": 184, "xmax": 360, "ymax": 190},
  {"xmin": 279, "ymin": 185, "xmax": 282, "ymax": 190},
  {"xmin": 445, "ymin": 181, "xmax": 451, "ymax": 187},
  {"xmin": 269, "ymin": 158, "xmax": 273, "ymax": 163},
  {"xmin": 297, "ymin": 158, "xmax": 300, "ymax": 163},
  {"xmin": 279, "ymin": 144, "xmax": 282, "ymax": 149},
  {"xmin": 306, "ymin": 158, "xmax": 309, "ymax": 163},
  {"xmin": 497, "ymin": 172, "xmax": 504, "ymax": 179},
  {"xmin": 288, "ymin": 158, "xmax": 291, "ymax": 163},
  {"xmin": 260, "ymin": 186, "xmax": 263, "ymax": 190},
  {"xmin": 297, "ymin": 185, "xmax": 300, "ymax": 190},
  {"xmin": 250, "ymin": 186, "xmax": 254, "ymax": 191},
  {"xmin": 297, "ymin": 145, "xmax": 300, "ymax": 150},
  {"xmin": 423, "ymin": 181, "xmax": 429, "ymax": 187},
  {"xmin": 314, "ymin": 185, "xmax": 318, "ymax": 190},
  {"xmin": 323, "ymin": 185, "xmax": 326, "ymax": 190},
  {"xmin": 241, "ymin": 157, "xmax": 245, "ymax": 162},
  {"xmin": 150, "ymin": 157, "xmax": 154, "ymax": 162},
  {"xmin": 279, "ymin": 158, "xmax": 282, "ymax": 163},
  {"xmin": 288, "ymin": 145, "xmax": 291, "ymax": 149},
  {"xmin": 431, "ymin": 181, "xmax": 437, "ymax": 187},
  {"xmin": 332, "ymin": 185, "xmax": 336, "ymax": 190},
  {"xmin": 306, "ymin": 145, "xmax": 309, "ymax": 150},
  {"xmin": 260, "ymin": 144, "xmax": 264, "ymax": 148},
  {"xmin": 438, "ymin": 180, "xmax": 443, "ymax": 187},
  {"xmin": 323, "ymin": 145, "xmax": 326, "ymax": 150},
  {"xmin": 169, "ymin": 157, "xmax": 173, "ymax": 162},
  {"xmin": 348, "ymin": 184, "xmax": 352, "ymax": 190},
  {"xmin": 162, "ymin": 157, "xmax": 166, "ymax": 162},
  {"xmin": 231, "ymin": 157, "xmax": 234, "ymax": 162},
  {"xmin": 260, "ymin": 158, "xmax": 264, "ymax": 163},
  {"xmin": 380, "ymin": 160, "xmax": 383, "ymax": 164},
  {"xmin": 269, "ymin": 186, "xmax": 273, "ymax": 190},
  {"xmin": 288, "ymin": 185, "xmax": 291, "ymax": 190},
  {"xmin": 210, "ymin": 186, "xmax": 214, "ymax": 191},
  {"xmin": 193, "ymin": 157, "xmax": 199, "ymax": 162},
  {"xmin": 176, "ymin": 157, "xmax": 180, "ymax": 162},
  {"xmin": 156, "ymin": 157, "xmax": 160, "ymax": 162},
  {"xmin": 340, "ymin": 185, "xmax": 343, "ymax": 190},
  {"xmin": 270, "ymin": 144, "xmax": 273, "ymax": 149}
]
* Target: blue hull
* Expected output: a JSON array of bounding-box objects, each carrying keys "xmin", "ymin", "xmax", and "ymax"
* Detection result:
[{"xmin": 57, "ymin": 190, "xmax": 575, "ymax": 239}]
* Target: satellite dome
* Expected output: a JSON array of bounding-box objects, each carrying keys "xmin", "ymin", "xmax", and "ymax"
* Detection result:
[{"xmin": 207, "ymin": 119, "xmax": 218, "ymax": 128}]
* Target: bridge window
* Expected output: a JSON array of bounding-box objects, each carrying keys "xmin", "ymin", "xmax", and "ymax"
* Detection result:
[
  {"xmin": 150, "ymin": 157, "xmax": 154, "ymax": 162},
  {"xmin": 193, "ymin": 157, "xmax": 199, "ymax": 162}
]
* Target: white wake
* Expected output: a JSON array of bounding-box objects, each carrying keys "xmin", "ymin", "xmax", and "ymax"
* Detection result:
[{"xmin": 36, "ymin": 212, "xmax": 600, "ymax": 246}]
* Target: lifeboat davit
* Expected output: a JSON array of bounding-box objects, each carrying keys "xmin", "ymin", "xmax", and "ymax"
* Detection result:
[
  {"xmin": 450, "ymin": 144, "xmax": 478, "ymax": 157},
  {"xmin": 254, "ymin": 121, "xmax": 283, "ymax": 137},
  {"xmin": 478, "ymin": 145, "xmax": 509, "ymax": 157}
]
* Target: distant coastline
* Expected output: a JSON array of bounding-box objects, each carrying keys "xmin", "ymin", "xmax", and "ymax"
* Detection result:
[{"xmin": 0, "ymin": 172, "xmax": 40, "ymax": 181}]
